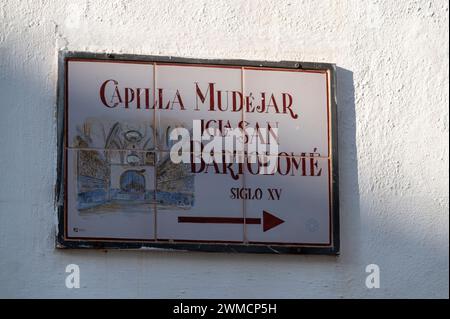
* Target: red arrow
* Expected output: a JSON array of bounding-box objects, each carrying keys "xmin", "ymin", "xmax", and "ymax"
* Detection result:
[
  {"xmin": 262, "ymin": 210, "xmax": 285, "ymax": 232},
  {"xmin": 178, "ymin": 210, "xmax": 284, "ymax": 232}
]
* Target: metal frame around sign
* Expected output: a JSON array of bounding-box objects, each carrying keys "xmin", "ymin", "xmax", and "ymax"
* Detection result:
[{"xmin": 55, "ymin": 51, "xmax": 340, "ymax": 255}]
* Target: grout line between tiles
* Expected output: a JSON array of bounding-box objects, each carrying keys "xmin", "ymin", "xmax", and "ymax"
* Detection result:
[
  {"xmin": 242, "ymin": 66, "xmax": 248, "ymax": 244},
  {"xmin": 65, "ymin": 147, "xmax": 331, "ymax": 160},
  {"xmin": 153, "ymin": 62, "xmax": 158, "ymax": 241}
]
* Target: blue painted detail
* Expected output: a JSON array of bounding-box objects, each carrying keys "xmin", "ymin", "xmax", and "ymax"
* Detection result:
[
  {"xmin": 77, "ymin": 175, "xmax": 107, "ymax": 209},
  {"xmin": 77, "ymin": 190, "xmax": 107, "ymax": 210},
  {"xmin": 156, "ymin": 191, "xmax": 195, "ymax": 207},
  {"xmin": 78, "ymin": 175, "xmax": 106, "ymax": 192},
  {"xmin": 110, "ymin": 188, "xmax": 154, "ymax": 202},
  {"xmin": 120, "ymin": 170, "xmax": 145, "ymax": 193}
]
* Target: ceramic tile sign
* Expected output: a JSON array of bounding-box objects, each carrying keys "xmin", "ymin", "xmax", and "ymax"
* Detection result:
[{"xmin": 58, "ymin": 53, "xmax": 339, "ymax": 254}]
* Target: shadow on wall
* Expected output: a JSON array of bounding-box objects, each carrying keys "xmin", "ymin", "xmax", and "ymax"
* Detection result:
[
  {"xmin": 336, "ymin": 67, "xmax": 361, "ymax": 264},
  {"xmin": 335, "ymin": 68, "xmax": 448, "ymax": 298}
]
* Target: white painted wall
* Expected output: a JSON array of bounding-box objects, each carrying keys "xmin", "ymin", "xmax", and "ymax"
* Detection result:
[{"xmin": 0, "ymin": 0, "xmax": 448, "ymax": 298}]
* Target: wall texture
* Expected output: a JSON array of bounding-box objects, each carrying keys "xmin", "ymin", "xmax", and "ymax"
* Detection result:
[{"xmin": 0, "ymin": 0, "xmax": 448, "ymax": 298}]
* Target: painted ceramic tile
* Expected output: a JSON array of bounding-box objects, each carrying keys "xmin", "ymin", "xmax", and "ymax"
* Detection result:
[
  {"xmin": 155, "ymin": 152, "xmax": 244, "ymax": 242},
  {"xmin": 244, "ymin": 155, "xmax": 331, "ymax": 245},
  {"xmin": 154, "ymin": 64, "xmax": 243, "ymax": 154},
  {"xmin": 66, "ymin": 149, "xmax": 155, "ymax": 240},
  {"xmin": 67, "ymin": 60, "xmax": 155, "ymax": 150},
  {"xmin": 243, "ymin": 68, "xmax": 330, "ymax": 158}
]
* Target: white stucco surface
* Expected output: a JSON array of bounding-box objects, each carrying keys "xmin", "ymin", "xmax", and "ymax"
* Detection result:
[{"xmin": 0, "ymin": 0, "xmax": 448, "ymax": 298}]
